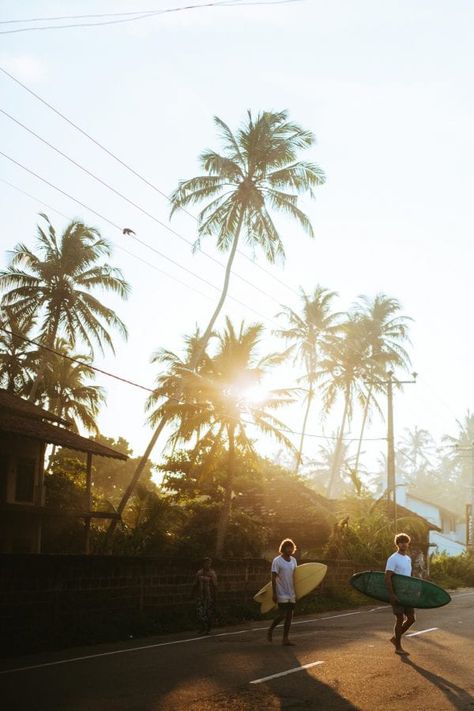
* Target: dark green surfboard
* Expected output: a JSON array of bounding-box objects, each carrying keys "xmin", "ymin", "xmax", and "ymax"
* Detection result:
[{"xmin": 350, "ymin": 571, "xmax": 451, "ymax": 609}]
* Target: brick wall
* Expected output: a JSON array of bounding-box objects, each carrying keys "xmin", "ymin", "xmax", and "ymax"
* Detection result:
[{"xmin": 0, "ymin": 555, "xmax": 374, "ymax": 654}]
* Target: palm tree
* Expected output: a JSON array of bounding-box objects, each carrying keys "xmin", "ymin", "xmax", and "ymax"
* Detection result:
[
  {"xmin": 109, "ymin": 110, "xmax": 324, "ymax": 533},
  {"xmin": 170, "ymin": 110, "xmax": 325, "ymax": 353},
  {"xmin": 351, "ymin": 294, "xmax": 412, "ymax": 476},
  {"xmin": 34, "ymin": 339, "xmax": 105, "ymax": 434},
  {"xmin": 398, "ymin": 426, "xmax": 434, "ymax": 483},
  {"xmin": 0, "ymin": 305, "xmax": 37, "ymax": 392},
  {"xmin": 0, "ymin": 214, "xmax": 129, "ymax": 400},
  {"xmin": 147, "ymin": 318, "xmax": 296, "ymax": 555},
  {"xmin": 319, "ymin": 317, "xmax": 371, "ymax": 498},
  {"xmin": 275, "ymin": 286, "xmax": 341, "ymax": 474}
]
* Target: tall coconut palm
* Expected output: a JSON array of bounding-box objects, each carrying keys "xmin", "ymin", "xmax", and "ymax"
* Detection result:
[
  {"xmin": 109, "ymin": 110, "xmax": 324, "ymax": 534},
  {"xmin": 275, "ymin": 286, "xmax": 341, "ymax": 474},
  {"xmin": 0, "ymin": 305, "xmax": 37, "ymax": 392},
  {"xmin": 34, "ymin": 339, "xmax": 105, "ymax": 434},
  {"xmin": 0, "ymin": 214, "xmax": 129, "ymax": 400},
  {"xmin": 319, "ymin": 317, "xmax": 371, "ymax": 498},
  {"xmin": 349, "ymin": 294, "xmax": 411, "ymax": 477},
  {"xmin": 147, "ymin": 318, "xmax": 296, "ymax": 555},
  {"xmin": 398, "ymin": 426, "xmax": 434, "ymax": 483}
]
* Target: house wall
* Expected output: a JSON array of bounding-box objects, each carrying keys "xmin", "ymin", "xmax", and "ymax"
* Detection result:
[
  {"xmin": 0, "ymin": 434, "xmax": 45, "ymax": 553},
  {"xmin": 0, "ymin": 554, "xmax": 374, "ymax": 653},
  {"xmin": 405, "ymin": 495, "xmax": 441, "ymax": 529},
  {"xmin": 430, "ymin": 532, "xmax": 466, "ymax": 556}
]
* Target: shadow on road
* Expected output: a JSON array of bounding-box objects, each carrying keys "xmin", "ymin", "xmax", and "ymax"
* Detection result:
[
  {"xmin": 186, "ymin": 643, "xmax": 361, "ymax": 711},
  {"xmin": 401, "ymin": 657, "xmax": 474, "ymax": 711}
]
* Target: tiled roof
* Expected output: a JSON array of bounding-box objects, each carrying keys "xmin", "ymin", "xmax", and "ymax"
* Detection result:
[
  {"xmin": 0, "ymin": 389, "xmax": 71, "ymax": 426},
  {"xmin": 0, "ymin": 412, "xmax": 127, "ymax": 460}
]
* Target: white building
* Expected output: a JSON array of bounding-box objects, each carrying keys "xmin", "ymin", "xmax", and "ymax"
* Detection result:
[{"xmin": 397, "ymin": 485, "xmax": 466, "ymax": 556}]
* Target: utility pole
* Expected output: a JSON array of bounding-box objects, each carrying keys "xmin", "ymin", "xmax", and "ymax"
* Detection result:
[
  {"xmin": 455, "ymin": 442, "xmax": 474, "ymax": 551},
  {"xmin": 367, "ymin": 370, "xmax": 417, "ymax": 533}
]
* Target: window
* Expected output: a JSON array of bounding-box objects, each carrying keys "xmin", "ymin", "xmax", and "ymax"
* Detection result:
[{"xmin": 15, "ymin": 458, "xmax": 36, "ymax": 502}]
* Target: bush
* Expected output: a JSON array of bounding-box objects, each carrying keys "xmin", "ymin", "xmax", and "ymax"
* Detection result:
[{"xmin": 430, "ymin": 552, "xmax": 474, "ymax": 589}]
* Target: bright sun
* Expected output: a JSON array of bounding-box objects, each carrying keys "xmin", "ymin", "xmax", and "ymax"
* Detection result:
[{"xmin": 239, "ymin": 384, "xmax": 268, "ymax": 406}]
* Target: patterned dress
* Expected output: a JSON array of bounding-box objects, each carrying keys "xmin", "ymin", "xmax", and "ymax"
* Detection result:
[{"xmin": 195, "ymin": 568, "xmax": 217, "ymax": 633}]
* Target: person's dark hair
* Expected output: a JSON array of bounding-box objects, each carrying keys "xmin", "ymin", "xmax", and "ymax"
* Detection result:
[
  {"xmin": 394, "ymin": 533, "xmax": 411, "ymax": 545},
  {"xmin": 279, "ymin": 538, "xmax": 296, "ymax": 553}
]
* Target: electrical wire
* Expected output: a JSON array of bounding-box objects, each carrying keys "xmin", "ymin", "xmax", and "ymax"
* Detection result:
[
  {"xmin": 0, "ymin": 65, "xmax": 300, "ymax": 299},
  {"xmin": 0, "ymin": 177, "xmax": 215, "ymax": 304},
  {"xmin": 0, "ymin": 107, "xmax": 286, "ymax": 307},
  {"xmin": 0, "ymin": 0, "xmax": 301, "ymax": 35},
  {"xmin": 0, "ymin": 150, "xmax": 273, "ymax": 324},
  {"xmin": 0, "ymin": 326, "xmax": 383, "ymax": 442}
]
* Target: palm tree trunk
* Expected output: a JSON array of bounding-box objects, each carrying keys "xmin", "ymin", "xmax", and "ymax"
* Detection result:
[
  {"xmin": 106, "ymin": 211, "xmax": 245, "ymax": 543},
  {"xmin": 28, "ymin": 314, "xmax": 60, "ymax": 402},
  {"xmin": 215, "ymin": 423, "xmax": 236, "ymax": 557},
  {"xmin": 294, "ymin": 384, "xmax": 313, "ymax": 475},
  {"xmin": 353, "ymin": 383, "xmax": 373, "ymax": 477},
  {"xmin": 326, "ymin": 390, "xmax": 350, "ymax": 498}
]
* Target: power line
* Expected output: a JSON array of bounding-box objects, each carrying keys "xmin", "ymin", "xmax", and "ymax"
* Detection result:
[
  {"xmin": 0, "ymin": 177, "xmax": 215, "ymax": 304},
  {"xmin": 0, "ymin": 65, "xmax": 299, "ymax": 299},
  {"xmin": 0, "ymin": 0, "xmax": 300, "ymax": 35},
  {"xmin": 0, "ymin": 150, "xmax": 273, "ymax": 324},
  {"xmin": 0, "ymin": 326, "xmax": 156, "ymax": 394},
  {"xmin": 0, "ymin": 326, "xmax": 383, "ymax": 443},
  {"xmin": 0, "ymin": 107, "xmax": 285, "ymax": 307}
]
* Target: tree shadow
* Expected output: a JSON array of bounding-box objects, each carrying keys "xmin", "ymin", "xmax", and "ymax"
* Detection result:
[{"xmin": 401, "ymin": 656, "xmax": 474, "ymax": 711}]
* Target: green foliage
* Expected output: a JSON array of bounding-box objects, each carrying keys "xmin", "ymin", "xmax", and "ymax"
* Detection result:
[
  {"xmin": 170, "ymin": 110, "xmax": 324, "ymax": 260},
  {"xmin": 430, "ymin": 552, "xmax": 474, "ymax": 589},
  {"xmin": 0, "ymin": 214, "xmax": 129, "ymax": 356},
  {"xmin": 323, "ymin": 495, "xmax": 429, "ymax": 565}
]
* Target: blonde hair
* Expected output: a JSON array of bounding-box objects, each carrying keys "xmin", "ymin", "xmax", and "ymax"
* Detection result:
[{"xmin": 279, "ymin": 538, "xmax": 297, "ymax": 553}]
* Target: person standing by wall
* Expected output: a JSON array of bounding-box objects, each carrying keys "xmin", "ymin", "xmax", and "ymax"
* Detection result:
[
  {"xmin": 267, "ymin": 538, "xmax": 297, "ymax": 646},
  {"xmin": 192, "ymin": 557, "xmax": 217, "ymax": 634}
]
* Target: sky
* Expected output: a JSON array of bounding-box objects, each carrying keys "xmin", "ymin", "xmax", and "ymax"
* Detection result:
[{"xmin": 1, "ymin": 0, "xmax": 473, "ymax": 479}]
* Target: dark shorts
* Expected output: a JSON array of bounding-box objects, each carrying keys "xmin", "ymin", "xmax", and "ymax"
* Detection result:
[
  {"xmin": 278, "ymin": 602, "xmax": 296, "ymax": 611},
  {"xmin": 392, "ymin": 604, "xmax": 415, "ymax": 617}
]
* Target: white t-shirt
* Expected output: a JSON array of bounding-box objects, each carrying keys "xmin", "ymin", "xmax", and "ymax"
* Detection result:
[
  {"xmin": 271, "ymin": 555, "xmax": 297, "ymax": 602},
  {"xmin": 385, "ymin": 551, "xmax": 412, "ymax": 577}
]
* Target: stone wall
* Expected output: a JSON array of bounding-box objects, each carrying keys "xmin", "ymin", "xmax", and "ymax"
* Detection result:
[{"xmin": 0, "ymin": 554, "xmax": 374, "ymax": 654}]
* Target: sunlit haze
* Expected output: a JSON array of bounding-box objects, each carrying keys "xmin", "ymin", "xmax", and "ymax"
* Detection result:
[{"xmin": 1, "ymin": 0, "xmax": 473, "ymax": 481}]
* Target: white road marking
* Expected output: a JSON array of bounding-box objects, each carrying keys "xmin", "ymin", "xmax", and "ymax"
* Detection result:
[
  {"xmin": 452, "ymin": 592, "xmax": 474, "ymax": 598},
  {"xmin": 293, "ymin": 611, "xmax": 362, "ymax": 625},
  {"xmin": 250, "ymin": 661, "xmax": 324, "ymax": 684},
  {"xmin": 0, "ymin": 605, "xmax": 403, "ymax": 676},
  {"xmin": 406, "ymin": 627, "xmax": 439, "ymax": 637}
]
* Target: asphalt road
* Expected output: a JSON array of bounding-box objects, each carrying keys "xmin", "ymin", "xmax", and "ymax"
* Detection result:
[{"xmin": 1, "ymin": 590, "xmax": 473, "ymax": 710}]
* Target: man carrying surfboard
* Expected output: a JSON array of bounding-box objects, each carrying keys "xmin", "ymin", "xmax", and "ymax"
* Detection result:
[
  {"xmin": 267, "ymin": 538, "xmax": 297, "ymax": 646},
  {"xmin": 385, "ymin": 532, "xmax": 416, "ymax": 655}
]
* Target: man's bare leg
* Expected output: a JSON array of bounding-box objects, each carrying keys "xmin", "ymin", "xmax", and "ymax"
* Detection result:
[
  {"xmin": 401, "ymin": 614, "xmax": 416, "ymax": 635},
  {"xmin": 282, "ymin": 609, "xmax": 295, "ymax": 646},
  {"xmin": 267, "ymin": 613, "xmax": 284, "ymax": 642},
  {"xmin": 390, "ymin": 613, "xmax": 409, "ymax": 654}
]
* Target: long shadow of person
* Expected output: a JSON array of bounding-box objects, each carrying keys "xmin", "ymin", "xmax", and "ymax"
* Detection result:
[{"xmin": 401, "ymin": 656, "xmax": 474, "ymax": 711}]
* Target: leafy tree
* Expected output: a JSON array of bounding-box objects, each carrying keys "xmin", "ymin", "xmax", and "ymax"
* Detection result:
[
  {"xmin": 350, "ymin": 294, "xmax": 412, "ymax": 475},
  {"xmin": 275, "ymin": 286, "xmax": 341, "ymax": 474},
  {"xmin": 319, "ymin": 317, "xmax": 371, "ymax": 497},
  {"xmin": 0, "ymin": 214, "xmax": 129, "ymax": 400},
  {"xmin": 323, "ymin": 495, "xmax": 429, "ymax": 564},
  {"xmin": 0, "ymin": 305, "xmax": 37, "ymax": 392},
  {"xmin": 148, "ymin": 318, "xmax": 295, "ymax": 555},
  {"xmin": 111, "ymin": 109, "xmax": 324, "ymax": 535},
  {"xmin": 32, "ymin": 339, "xmax": 105, "ymax": 433}
]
